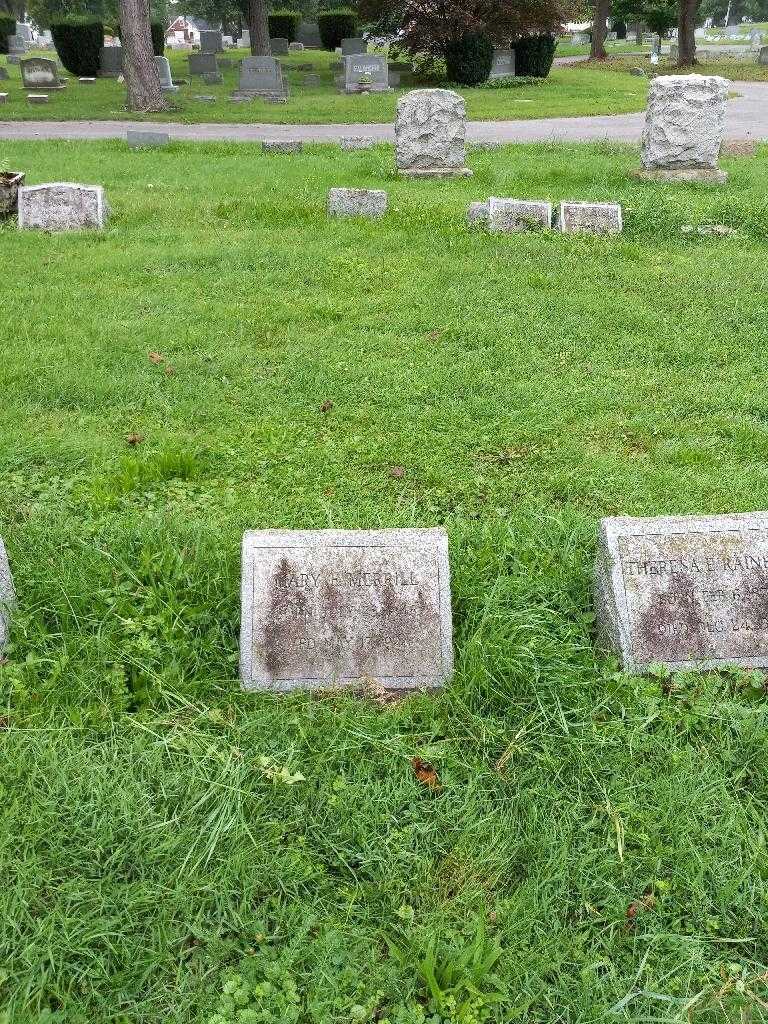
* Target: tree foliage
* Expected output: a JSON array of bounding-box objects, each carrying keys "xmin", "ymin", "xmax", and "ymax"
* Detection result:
[{"xmin": 359, "ymin": 0, "xmax": 572, "ymax": 56}]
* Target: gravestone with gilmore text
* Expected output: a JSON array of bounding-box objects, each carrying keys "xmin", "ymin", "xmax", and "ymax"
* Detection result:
[
  {"xmin": 596, "ymin": 512, "xmax": 768, "ymax": 671},
  {"xmin": 240, "ymin": 528, "xmax": 453, "ymax": 691}
]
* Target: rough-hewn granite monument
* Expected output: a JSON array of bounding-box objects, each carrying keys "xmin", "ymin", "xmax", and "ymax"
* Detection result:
[
  {"xmin": 595, "ymin": 512, "xmax": 768, "ymax": 671},
  {"xmin": 240, "ymin": 528, "xmax": 453, "ymax": 691},
  {"xmin": 637, "ymin": 74, "xmax": 729, "ymax": 183},
  {"xmin": 395, "ymin": 89, "xmax": 472, "ymax": 178}
]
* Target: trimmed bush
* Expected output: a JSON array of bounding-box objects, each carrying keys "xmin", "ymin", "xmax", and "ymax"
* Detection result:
[
  {"xmin": 318, "ymin": 8, "xmax": 358, "ymax": 50},
  {"xmin": 479, "ymin": 74, "xmax": 542, "ymax": 89},
  {"xmin": 0, "ymin": 14, "xmax": 15, "ymax": 55},
  {"xmin": 268, "ymin": 11, "xmax": 301, "ymax": 42},
  {"xmin": 50, "ymin": 16, "xmax": 103, "ymax": 76},
  {"xmin": 614, "ymin": 20, "xmax": 627, "ymax": 38},
  {"xmin": 151, "ymin": 22, "xmax": 165, "ymax": 56},
  {"xmin": 514, "ymin": 34, "xmax": 557, "ymax": 78},
  {"xmin": 445, "ymin": 31, "xmax": 493, "ymax": 86}
]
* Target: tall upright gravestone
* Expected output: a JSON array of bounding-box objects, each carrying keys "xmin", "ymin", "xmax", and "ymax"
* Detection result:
[
  {"xmin": 240, "ymin": 528, "xmax": 453, "ymax": 691},
  {"xmin": 596, "ymin": 512, "xmax": 768, "ymax": 671},
  {"xmin": 637, "ymin": 74, "xmax": 729, "ymax": 183},
  {"xmin": 395, "ymin": 89, "xmax": 472, "ymax": 178}
]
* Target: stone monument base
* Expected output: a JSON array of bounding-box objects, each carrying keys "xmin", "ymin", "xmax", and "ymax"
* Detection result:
[
  {"xmin": 633, "ymin": 166, "xmax": 728, "ymax": 184},
  {"xmin": 398, "ymin": 167, "xmax": 473, "ymax": 178}
]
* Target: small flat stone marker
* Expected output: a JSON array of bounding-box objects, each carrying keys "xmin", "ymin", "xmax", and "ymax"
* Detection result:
[
  {"xmin": 0, "ymin": 93, "xmax": 7, "ymax": 104},
  {"xmin": 126, "ymin": 130, "xmax": 170, "ymax": 148},
  {"xmin": 467, "ymin": 201, "xmax": 489, "ymax": 227},
  {"xmin": 0, "ymin": 537, "xmax": 13, "ymax": 651},
  {"xmin": 328, "ymin": 187, "xmax": 388, "ymax": 218},
  {"xmin": 18, "ymin": 183, "xmax": 108, "ymax": 231},
  {"xmin": 557, "ymin": 201, "xmax": 623, "ymax": 234},
  {"xmin": 27, "ymin": 93, "xmax": 49, "ymax": 104},
  {"xmin": 79, "ymin": 77, "xmax": 96, "ymax": 83},
  {"xmin": 596, "ymin": 511, "xmax": 768, "ymax": 672},
  {"xmin": 240, "ymin": 528, "xmax": 453, "ymax": 691},
  {"xmin": 262, "ymin": 139, "xmax": 302, "ymax": 154},
  {"xmin": 488, "ymin": 197, "xmax": 551, "ymax": 233}
]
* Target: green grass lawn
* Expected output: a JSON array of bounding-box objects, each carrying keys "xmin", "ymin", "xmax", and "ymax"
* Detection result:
[
  {"xmin": 0, "ymin": 48, "xmax": 655, "ymax": 123},
  {"xmin": 599, "ymin": 53, "xmax": 768, "ymax": 81},
  {"xmin": 2, "ymin": 140, "xmax": 768, "ymax": 1023}
]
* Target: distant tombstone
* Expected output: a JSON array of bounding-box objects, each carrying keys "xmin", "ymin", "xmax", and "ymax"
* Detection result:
[
  {"xmin": 343, "ymin": 53, "xmax": 390, "ymax": 93},
  {"xmin": 0, "ymin": 538, "xmax": 13, "ymax": 651},
  {"xmin": 8, "ymin": 33, "xmax": 27, "ymax": 56},
  {"xmin": 154, "ymin": 56, "xmax": 179, "ymax": 92},
  {"xmin": 288, "ymin": 41, "xmax": 304, "ymax": 52},
  {"xmin": 488, "ymin": 48, "xmax": 515, "ymax": 79},
  {"xmin": 296, "ymin": 20, "xmax": 321, "ymax": 47},
  {"xmin": 239, "ymin": 528, "xmax": 453, "ymax": 691},
  {"xmin": 188, "ymin": 51, "xmax": 218, "ymax": 76},
  {"xmin": 759, "ymin": 45, "xmax": 768, "ymax": 64},
  {"xmin": 200, "ymin": 29, "xmax": 223, "ymax": 52},
  {"xmin": 99, "ymin": 45, "xmax": 124, "ymax": 77},
  {"xmin": 750, "ymin": 29, "xmax": 763, "ymax": 45},
  {"xmin": 18, "ymin": 183, "xmax": 108, "ymax": 231},
  {"xmin": 237, "ymin": 30, "xmax": 250, "ymax": 47},
  {"xmin": 638, "ymin": 74, "xmax": 729, "ymax": 183},
  {"xmin": 27, "ymin": 93, "xmax": 49, "ymax": 103},
  {"xmin": 341, "ymin": 36, "xmax": 366, "ymax": 55},
  {"xmin": 557, "ymin": 201, "xmax": 623, "ymax": 234},
  {"xmin": 395, "ymin": 89, "xmax": 472, "ymax": 177},
  {"xmin": 203, "ymin": 70, "xmax": 223, "ymax": 84},
  {"xmin": 488, "ymin": 197, "xmax": 551, "ymax": 232},
  {"xmin": 607, "ymin": 30, "xmax": 617, "ymax": 40},
  {"xmin": 20, "ymin": 56, "xmax": 64, "ymax": 90},
  {"xmin": 270, "ymin": 37, "xmax": 289, "ymax": 54},
  {"xmin": 669, "ymin": 42, "xmax": 678, "ymax": 60},
  {"xmin": 262, "ymin": 139, "xmax": 302, "ymax": 153},
  {"xmin": 234, "ymin": 55, "xmax": 288, "ymax": 100},
  {"xmin": 303, "ymin": 73, "xmax": 321, "ymax": 85},
  {"xmin": 328, "ymin": 187, "xmax": 388, "ymax": 217},
  {"xmin": 126, "ymin": 129, "xmax": 170, "ymax": 148},
  {"xmin": 595, "ymin": 512, "xmax": 768, "ymax": 672}
]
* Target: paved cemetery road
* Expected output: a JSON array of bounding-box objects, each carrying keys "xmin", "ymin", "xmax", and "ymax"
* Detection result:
[{"xmin": 0, "ymin": 81, "xmax": 766, "ymax": 144}]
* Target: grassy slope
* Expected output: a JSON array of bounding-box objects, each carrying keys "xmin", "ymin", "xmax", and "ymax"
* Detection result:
[
  {"xmin": 1, "ymin": 141, "xmax": 768, "ymax": 1023},
  {"xmin": 0, "ymin": 49, "xmax": 653, "ymax": 123}
]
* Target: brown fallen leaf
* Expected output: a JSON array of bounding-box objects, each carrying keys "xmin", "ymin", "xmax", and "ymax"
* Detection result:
[
  {"xmin": 412, "ymin": 756, "xmax": 441, "ymax": 791},
  {"xmin": 164, "ymin": 364, "xmax": 175, "ymax": 376},
  {"xmin": 426, "ymin": 329, "xmax": 446, "ymax": 342},
  {"xmin": 319, "ymin": 400, "xmax": 333, "ymax": 413},
  {"xmin": 126, "ymin": 433, "xmax": 144, "ymax": 447},
  {"xmin": 148, "ymin": 351, "xmax": 165, "ymax": 365},
  {"xmin": 389, "ymin": 466, "xmax": 405, "ymax": 479}
]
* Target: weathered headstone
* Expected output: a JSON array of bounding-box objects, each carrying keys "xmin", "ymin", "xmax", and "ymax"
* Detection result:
[
  {"xmin": 341, "ymin": 36, "xmax": 366, "ymax": 55},
  {"xmin": 596, "ymin": 512, "xmax": 768, "ymax": 671},
  {"xmin": 488, "ymin": 197, "xmax": 551, "ymax": 232},
  {"xmin": 8, "ymin": 33, "xmax": 27, "ymax": 58},
  {"xmin": 203, "ymin": 71, "xmax": 223, "ymax": 84},
  {"xmin": 489, "ymin": 48, "xmax": 515, "ymax": 79},
  {"xmin": 0, "ymin": 538, "xmax": 13, "ymax": 652},
  {"xmin": 239, "ymin": 528, "xmax": 453, "ymax": 691},
  {"xmin": 669, "ymin": 42, "xmax": 678, "ymax": 60},
  {"xmin": 270, "ymin": 37, "xmax": 289, "ymax": 54},
  {"xmin": 343, "ymin": 53, "xmax": 390, "ymax": 93},
  {"xmin": 303, "ymin": 73, "xmax": 321, "ymax": 86},
  {"xmin": 99, "ymin": 45, "xmax": 124, "ymax": 77},
  {"xmin": 467, "ymin": 200, "xmax": 489, "ymax": 227},
  {"xmin": 288, "ymin": 41, "xmax": 304, "ymax": 52},
  {"xmin": 638, "ymin": 74, "xmax": 729, "ymax": 183},
  {"xmin": 759, "ymin": 45, "xmax": 768, "ymax": 65},
  {"xmin": 237, "ymin": 30, "xmax": 250, "ymax": 48},
  {"xmin": 262, "ymin": 138, "xmax": 302, "ymax": 153},
  {"xmin": 188, "ymin": 51, "xmax": 218, "ymax": 76},
  {"xmin": 340, "ymin": 135, "xmax": 376, "ymax": 150},
  {"xmin": 557, "ymin": 201, "xmax": 623, "ymax": 234},
  {"xmin": 126, "ymin": 129, "xmax": 170, "ymax": 148},
  {"xmin": 200, "ymin": 29, "xmax": 223, "ymax": 52},
  {"xmin": 233, "ymin": 56, "xmax": 288, "ymax": 101},
  {"xmin": 20, "ymin": 56, "xmax": 64, "ymax": 89},
  {"xmin": 328, "ymin": 187, "xmax": 388, "ymax": 217},
  {"xmin": 27, "ymin": 93, "xmax": 49, "ymax": 104},
  {"xmin": 18, "ymin": 183, "xmax": 108, "ymax": 231},
  {"xmin": 395, "ymin": 89, "xmax": 472, "ymax": 178},
  {"xmin": 154, "ymin": 56, "xmax": 179, "ymax": 92}
]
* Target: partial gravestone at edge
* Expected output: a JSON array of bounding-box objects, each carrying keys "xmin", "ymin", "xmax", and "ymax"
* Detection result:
[
  {"xmin": 18, "ymin": 183, "xmax": 109, "ymax": 231},
  {"xmin": 395, "ymin": 88, "xmax": 472, "ymax": 178},
  {"xmin": 0, "ymin": 537, "xmax": 13, "ymax": 651},
  {"xmin": 636, "ymin": 73, "xmax": 730, "ymax": 184},
  {"xmin": 240, "ymin": 528, "xmax": 453, "ymax": 691},
  {"xmin": 595, "ymin": 511, "xmax": 768, "ymax": 672}
]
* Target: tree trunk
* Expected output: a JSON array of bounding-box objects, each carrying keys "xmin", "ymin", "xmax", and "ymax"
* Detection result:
[
  {"xmin": 119, "ymin": 0, "xmax": 167, "ymax": 112},
  {"xmin": 590, "ymin": 0, "xmax": 612, "ymax": 58},
  {"xmin": 677, "ymin": 0, "xmax": 698, "ymax": 65},
  {"xmin": 247, "ymin": 0, "xmax": 270, "ymax": 55}
]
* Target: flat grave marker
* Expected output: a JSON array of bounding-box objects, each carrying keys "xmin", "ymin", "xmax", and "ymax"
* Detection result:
[{"xmin": 240, "ymin": 528, "xmax": 453, "ymax": 691}]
